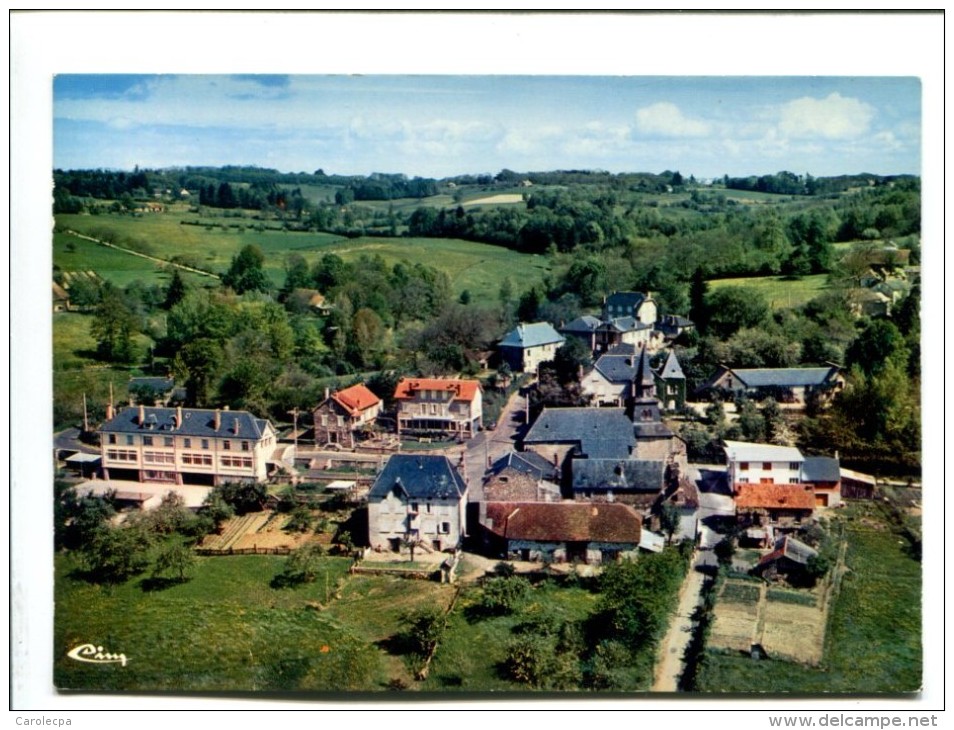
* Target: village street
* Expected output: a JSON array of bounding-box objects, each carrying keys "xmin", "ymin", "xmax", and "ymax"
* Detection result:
[{"xmin": 463, "ymin": 387, "xmax": 529, "ymax": 501}]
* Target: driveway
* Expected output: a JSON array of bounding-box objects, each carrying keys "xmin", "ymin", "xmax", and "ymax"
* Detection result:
[{"xmin": 652, "ymin": 550, "xmax": 709, "ymax": 692}]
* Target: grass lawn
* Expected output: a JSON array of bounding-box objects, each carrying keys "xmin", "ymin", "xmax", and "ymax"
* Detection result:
[
  {"xmin": 54, "ymin": 552, "xmax": 383, "ymax": 693},
  {"xmin": 421, "ymin": 580, "xmax": 600, "ymax": 692},
  {"xmin": 697, "ymin": 509, "xmax": 921, "ymax": 694},
  {"xmin": 707, "ymin": 274, "xmax": 830, "ymax": 310}
]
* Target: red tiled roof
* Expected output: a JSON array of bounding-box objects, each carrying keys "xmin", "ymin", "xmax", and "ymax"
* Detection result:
[
  {"xmin": 393, "ymin": 377, "xmax": 481, "ymax": 402},
  {"xmin": 734, "ymin": 483, "xmax": 816, "ymax": 510},
  {"xmin": 483, "ymin": 502, "xmax": 642, "ymax": 544},
  {"xmin": 332, "ymin": 384, "xmax": 380, "ymax": 417}
]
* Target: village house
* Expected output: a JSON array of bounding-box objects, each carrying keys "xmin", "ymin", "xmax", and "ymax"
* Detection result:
[
  {"xmin": 752, "ymin": 535, "xmax": 819, "ymax": 581},
  {"xmin": 603, "ymin": 291, "xmax": 657, "ymax": 326},
  {"xmin": 98, "ymin": 404, "xmax": 279, "ymax": 486},
  {"xmin": 478, "ymin": 501, "xmax": 644, "ymax": 565},
  {"xmin": 52, "ymin": 281, "xmax": 70, "ymax": 312},
  {"xmin": 733, "ymin": 482, "xmax": 816, "ymax": 533},
  {"xmin": 497, "ymin": 321, "xmax": 565, "ymax": 373},
  {"xmin": 560, "ymin": 291, "xmax": 668, "ymax": 356},
  {"xmin": 655, "ymin": 314, "xmax": 696, "ymax": 342},
  {"xmin": 801, "ymin": 456, "xmax": 842, "ymax": 508},
  {"xmin": 724, "ymin": 440, "xmax": 805, "ymax": 487},
  {"xmin": 366, "ymin": 454, "xmax": 468, "ymax": 554},
  {"xmin": 581, "ymin": 346, "xmax": 686, "ymax": 411},
  {"xmin": 483, "ymin": 451, "xmax": 561, "ymax": 503},
  {"xmin": 700, "ymin": 364, "xmax": 844, "ymax": 406},
  {"xmin": 312, "ymin": 384, "xmax": 382, "ymax": 449},
  {"xmin": 393, "ymin": 377, "xmax": 482, "ymax": 440}
]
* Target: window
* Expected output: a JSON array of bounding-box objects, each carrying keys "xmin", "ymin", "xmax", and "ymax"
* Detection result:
[
  {"xmin": 241, "ymin": 441, "xmax": 249, "ymax": 452},
  {"xmin": 790, "ymin": 462, "xmax": 800, "ymax": 471},
  {"xmin": 107, "ymin": 434, "xmax": 117, "ymax": 445},
  {"xmin": 760, "ymin": 477, "xmax": 773, "ymax": 484},
  {"xmin": 164, "ymin": 437, "xmax": 174, "ymax": 448},
  {"xmin": 184, "ymin": 438, "xmax": 191, "ymax": 448},
  {"xmin": 426, "ymin": 503, "xmax": 432, "ymax": 513},
  {"xmin": 143, "ymin": 436, "xmax": 154, "ymax": 446},
  {"xmin": 411, "ymin": 502, "xmax": 419, "ymax": 513},
  {"xmin": 739, "ymin": 462, "xmax": 749, "ymax": 471},
  {"xmin": 762, "ymin": 462, "xmax": 773, "ymax": 471},
  {"xmin": 440, "ymin": 522, "xmax": 451, "ymax": 534},
  {"xmin": 201, "ymin": 439, "xmax": 210, "ymax": 450},
  {"xmin": 223, "ymin": 440, "xmax": 231, "ymax": 451},
  {"xmin": 125, "ymin": 435, "xmax": 134, "ymax": 446},
  {"xmin": 789, "ymin": 478, "xmax": 800, "ymax": 484},
  {"xmin": 738, "ymin": 477, "xmax": 749, "ymax": 484}
]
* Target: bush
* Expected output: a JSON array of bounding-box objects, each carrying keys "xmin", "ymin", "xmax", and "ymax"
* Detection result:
[{"xmin": 476, "ymin": 576, "xmax": 530, "ymax": 617}]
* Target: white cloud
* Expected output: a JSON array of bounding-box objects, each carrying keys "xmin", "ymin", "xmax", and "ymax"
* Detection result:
[
  {"xmin": 634, "ymin": 102, "xmax": 710, "ymax": 137},
  {"xmin": 778, "ymin": 92, "xmax": 874, "ymax": 139}
]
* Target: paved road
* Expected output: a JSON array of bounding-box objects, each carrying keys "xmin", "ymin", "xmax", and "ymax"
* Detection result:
[
  {"xmin": 652, "ymin": 551, "xmax": 710, "ymax": 692},
  {"xmin": 464, "ymin": 388, "xmax": 528, "ymax": 501}
]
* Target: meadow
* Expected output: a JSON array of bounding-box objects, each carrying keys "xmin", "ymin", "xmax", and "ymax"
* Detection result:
[
  {"xmin": 707, "ymin": 273, "xmax": 830, "ymax": 311},
  {"xmin": 54, "ymin": 208, "xmax": 551, "ymax": 300}
]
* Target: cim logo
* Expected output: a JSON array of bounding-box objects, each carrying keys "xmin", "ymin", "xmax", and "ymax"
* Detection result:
[{"xmin": 67, "ymin": 643, "xmax": 128, "ymax": 667}]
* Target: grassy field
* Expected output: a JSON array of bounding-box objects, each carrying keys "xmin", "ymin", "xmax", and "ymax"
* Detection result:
[
  {"xmin": 54, "ymin": 210, "xmax": 551, "ymax": 301},
  {"xmin": 707, "ymin": 274, "xmax": 830, "ymax": 310},
  {"xmin": 54, "ymin": 552, "xmax": 382, "ymax": 692},
  {"xmin": 697, "ymin": 507, "xmax": 921, "ymax": 693}
]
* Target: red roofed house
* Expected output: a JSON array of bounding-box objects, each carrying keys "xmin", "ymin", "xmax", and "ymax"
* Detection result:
[
  {"xmin": 313, "ymin": 384, "xmax": 382, "ymax": 449},
  {"xmin": 394, "ymin": 377, "xmax": 482, "ymax": 440},
  {"xmin": 734, "ymin": 482, "xmax": 816, "ymax": 530},
  {"xmin": 479, "ymin": 501, "xmax": 643, "ymax": 564}
]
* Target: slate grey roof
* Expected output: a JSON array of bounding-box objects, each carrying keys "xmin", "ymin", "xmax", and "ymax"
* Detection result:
[
  {"xmin": 490, "ymin": 451, "xmax": 560, "ymax": 481},
  {"xmin": 523, "ymin": 407, "xmax": 635, "ymax": 460},
  {"xmin": 633, "ymin": 421, "xmax": 674, "ymax": 439},
  {"xmin": 801, "ymin": 456, "xmax": 841, "ymax": 484},
  {"xmin": 634, "ymin": 344, "xmax": 654, "ymax": 389},
  {"xmin": 731, "ymin": 367, "xmax": 838, "ymax": 388},
  {"xmin": 100, "ymin": 406, "xmax": 269, "ymax": 440},
  {"xmin": 594, "ymin": 354, "xmax": 637, "ymax": 383},
  {"xmin": 368, "ymin": 454, "xmax": 467, "ymax": 502},
  {"xmin": 571, "ymin": 458, "xmax": 666, "ymax": 493},
  {"xmin": 561, "ymin": 315, "xmax": 601, "ymax": 334},
  {"xmin": 605, "ymin": 291, "xmax": 647, "ymax": 313},
  {"xmin": 499, "ymin": 322, "xmax": 565, "ymax": 349},
  {"xmin": 660, "ymin": 350, "xmax": 685, "ymax": 379}
]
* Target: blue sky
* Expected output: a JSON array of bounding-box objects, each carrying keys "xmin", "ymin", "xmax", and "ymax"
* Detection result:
[{"xmin": 53, "ymin": 74, "xmax": 920, "ymax": 180}]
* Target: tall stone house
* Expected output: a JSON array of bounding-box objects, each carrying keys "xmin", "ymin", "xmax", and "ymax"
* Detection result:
[
  {"xmin": 312, "ymin": 383, "xmax": 381, "ymax": 449},
  {"xmin": 366, "ymin": 454, "xmax": 468, "ymax": 553},
  {"xmin": 497, "ymin": 321, "xmax": 565, "ymax": 373}
]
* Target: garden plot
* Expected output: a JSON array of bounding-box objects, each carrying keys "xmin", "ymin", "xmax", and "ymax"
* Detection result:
[
  {"xmin": 760, "ymin": 590, "xmax": 826, "ymax": 665},
  {"xmin": 709, "ymin": 580, "xmax": 762, "ymax": 654}
]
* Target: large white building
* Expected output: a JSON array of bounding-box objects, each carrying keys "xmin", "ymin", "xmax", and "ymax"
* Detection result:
[
  {"xmin": 723, "ymin": 440, "xmax": 805, "ymax": 487},
  {"xmin": 98, "ymin": 405, "xmax": 279, "ymax": 486}
]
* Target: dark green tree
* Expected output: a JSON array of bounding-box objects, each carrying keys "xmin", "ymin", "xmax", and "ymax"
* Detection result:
[
  {"xmin": 90, "ymin": 283, "xmax": 139, "ymax": 362},
  {"xmin": 705, "ymin": 286, "xmax": 770, "ymax": 339},
  {"xmin": 222, "ymin": 244, "xmax": 270, "ymax": 294},
  {"xmin": 152, "ymin": 542, "xmax": 196, "ymax": 583},
  {"xmin": 163, "ymin": 269, "xmax": 188, "ymax": 310}
]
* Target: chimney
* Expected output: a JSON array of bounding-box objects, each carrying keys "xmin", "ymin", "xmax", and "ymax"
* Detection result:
[
  {"xmin": 214, "ymin": 409, "xmax": 221, "ymax": 431},
  {"xmin": 223, "ymin": 404, "xmax": 230, "ymax": 411},
  {"xmin": 138, "ymin": 404, "xmax": 145, "ymax": 425},
  {"xmin": 325, "ymin": 387, "xmax": 330, "ymax": 401},
  {"xmin": 234, "ymin": 417, "xmax": 240, "ymax": 436},
  {"xmin": 175, "ymin": 405, "xmax": 183, "ymax": 430}
]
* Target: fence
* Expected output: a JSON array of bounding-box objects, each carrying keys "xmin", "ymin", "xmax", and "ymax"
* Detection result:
[{"xmin": 195, "ymin": 546, "xmax": 293, "ymax": 556}]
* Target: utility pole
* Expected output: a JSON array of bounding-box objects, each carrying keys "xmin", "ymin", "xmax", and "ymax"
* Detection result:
[
  {"xmin": 287, "ymin": 407, "xmax": 300, "ymax": 484},
  {"xmin": 82, "ymin": 392, "xmax": 89, "ymax": 434}
]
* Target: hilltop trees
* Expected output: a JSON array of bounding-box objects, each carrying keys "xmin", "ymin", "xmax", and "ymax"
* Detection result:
[{"xmin": 222, "ymin": 244, "xmax": 270, "ymax": 294}]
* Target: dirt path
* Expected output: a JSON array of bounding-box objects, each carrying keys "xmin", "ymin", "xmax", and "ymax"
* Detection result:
[
  {"xmin": 651, "ymin": 555, "xmax": 707, "ymax": 692},
  {"xmin": 65, "ymin": 229, "xmax": 221, "ymax": 279}
]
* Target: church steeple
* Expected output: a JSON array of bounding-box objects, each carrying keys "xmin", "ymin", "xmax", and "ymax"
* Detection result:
[{"xmin": 633, "ymin": 343, "xmax": 656, "ymax": 400}]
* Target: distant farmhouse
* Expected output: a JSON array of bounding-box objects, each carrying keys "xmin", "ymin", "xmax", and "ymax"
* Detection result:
[{"xmin": 366, "ymin": 454, "xmax": 468, "ymax": 554}]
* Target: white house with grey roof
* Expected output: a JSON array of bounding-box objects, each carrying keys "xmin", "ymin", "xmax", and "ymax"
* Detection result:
[
  {"xmin": 724, "ymin": 440, "xmax": 805, "ymax": 488},
  {"xmin": 98, "ymin": 405, "xmax": 279, "ymax": 486},
  {"xmin": 498, "ymin": 321, "xmax": 565, "ymax": 372},
  {"xmin": 367, "ymin": 454, "xmax": 468, "ymax": 553}
]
